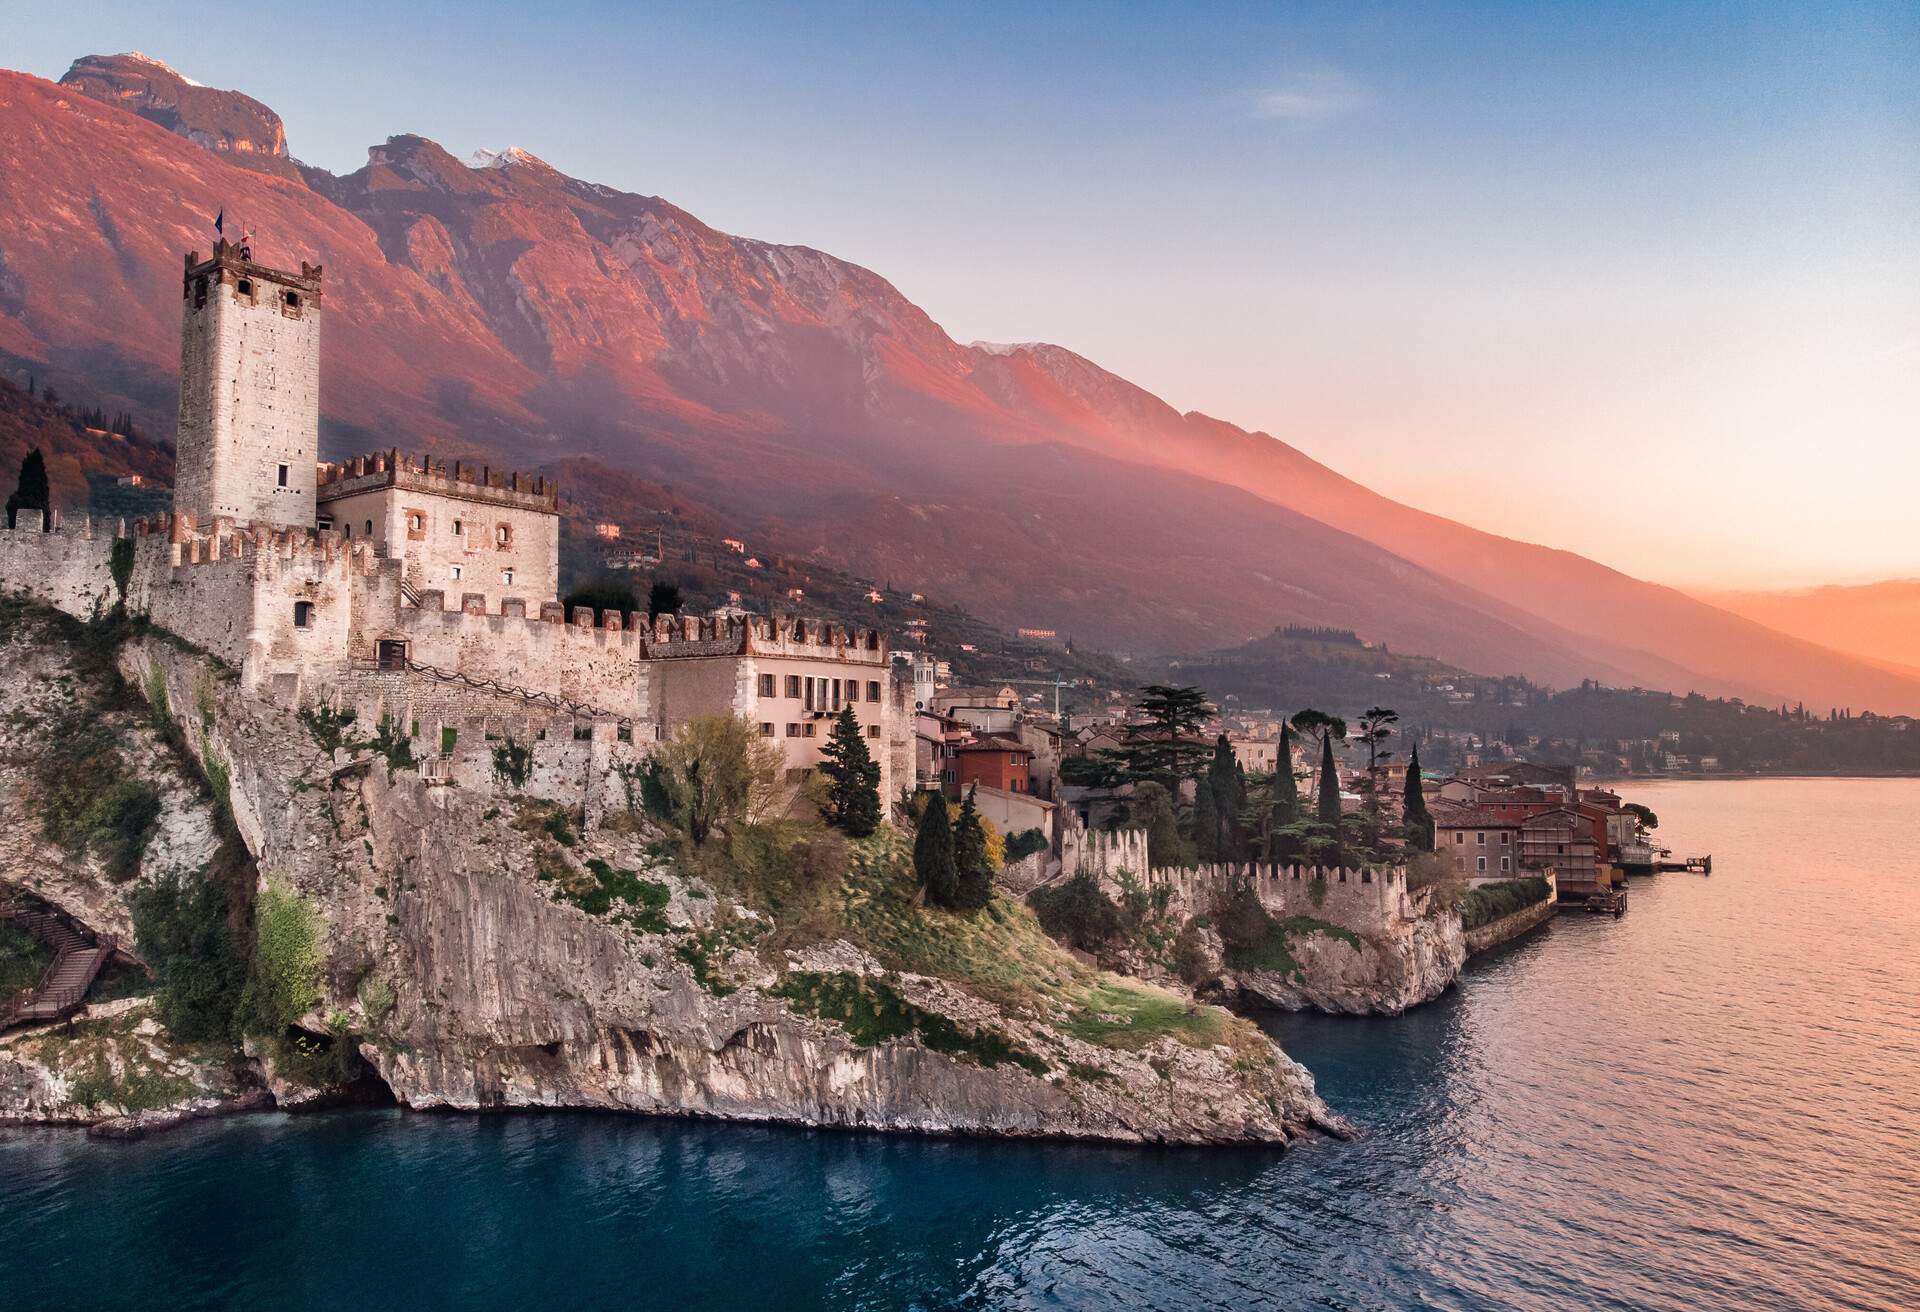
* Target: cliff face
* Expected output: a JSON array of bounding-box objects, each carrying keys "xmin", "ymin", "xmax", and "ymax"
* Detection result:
[
  {"xmin": 1215, "ymin": 913, "xmax": 1466, "ymax": 1018},
  {"xmin": 2, "ymin": 617, "xmax": 1336, "ymax": 1146}
]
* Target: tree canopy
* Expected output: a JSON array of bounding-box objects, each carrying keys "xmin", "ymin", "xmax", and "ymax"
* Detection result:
[{"xmin": 817, "ymin": 706, "xmax": 881, "ymax": 837}]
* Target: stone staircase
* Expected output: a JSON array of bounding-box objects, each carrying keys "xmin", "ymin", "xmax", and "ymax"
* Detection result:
[{"xmin": 1, "ymin": 906, "xmax": 117, "ymax": 1031}]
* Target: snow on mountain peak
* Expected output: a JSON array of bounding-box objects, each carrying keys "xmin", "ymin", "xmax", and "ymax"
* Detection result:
[
  {"xmin": 119, "ymin": 51, "xmax": 203, "ymax": 87},
  {"xmin": 467, "ymin": 146, "xmax": 549, "ymax": 171}
]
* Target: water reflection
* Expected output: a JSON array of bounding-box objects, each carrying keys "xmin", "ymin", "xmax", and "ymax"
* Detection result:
[{"xmin": 3, "ymin": 780, "xmax": 1917, "ymax": 1310}]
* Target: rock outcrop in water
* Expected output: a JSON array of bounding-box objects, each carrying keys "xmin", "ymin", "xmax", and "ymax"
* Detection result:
[
  {"xmin": 1211, "ymin": 911, "xmax": 1467, "ymax": 1017},
  {"xmin": 0, "ymin": 606, "xmax": 1346, "ymax": 1146}
]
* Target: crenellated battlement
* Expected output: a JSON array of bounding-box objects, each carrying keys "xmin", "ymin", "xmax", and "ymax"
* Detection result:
[
  {"xmin": 316, "ymin": 447, "xmax": 558, "ymax": 513},
  {"xmin": 643, "ymin": 610, "xmax": 887, "ymax": 662}
]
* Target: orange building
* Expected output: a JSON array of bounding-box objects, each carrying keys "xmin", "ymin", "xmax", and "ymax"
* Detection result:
[{"xmin": 953, "ymin": 734, "xmax": 1033, "ymax": 795}]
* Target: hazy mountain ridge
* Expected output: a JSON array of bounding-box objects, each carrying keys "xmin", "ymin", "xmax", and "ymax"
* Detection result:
[{"xmin": 2, "ymin": 54, "xmax": 1915, "ymax": 713}]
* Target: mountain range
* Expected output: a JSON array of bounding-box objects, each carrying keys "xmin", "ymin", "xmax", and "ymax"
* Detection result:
[{"xmin": 3, "ymin": 52, "xmax": 1915, "ymax": 713}]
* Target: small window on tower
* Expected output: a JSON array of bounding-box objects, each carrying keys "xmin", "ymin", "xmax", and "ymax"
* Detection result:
[
  {"xmin": 194, "ymin": 276, "xmax": 208, "ymax": 307},
  {"xmin": 277, "ymin": 464, "xmax": 289, "ymax": 488},
  {"xmin": 501, "ymin": 569, "xmax": 514, "ymax": 586},
  {"xmin": 285, "ymin": 292, "xmax": 300, "ymax": 308},
  {"xmin": 236, "ymin": 278, "xmax": 253, "ymax": 298},
  {"xmin": 365, "ymin": 520, "xmax": 373, "ymax": 536},
  {"xmin": 293, "ymin": 601, "xmax": 313, "ymax": 629},
  {"xmin": 495, "ymin": 524, "xmax": 512, "ymax": 548},
  {"xmin": 452, "ymin": 520, "xmax": 464, "ymax": 537},
  {"xmin": 450, "ymin": 565, "xmax": 463, "ymax": 581}
]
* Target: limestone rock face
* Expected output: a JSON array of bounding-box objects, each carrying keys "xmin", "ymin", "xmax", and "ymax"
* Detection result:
[
  {"xmin": 1218, "ymin": 913, "xmax": 1467, "ymax": 1017},
  {"xmin": 105, "ymin": 635, "xmax": 1344, "ymax": 1146}
]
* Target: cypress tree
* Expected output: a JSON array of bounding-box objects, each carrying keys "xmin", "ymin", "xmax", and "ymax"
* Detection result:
[
  {"xmin": 1402, "ymin": 743, "xmax": 1432, "ymax": 851},
  {"xmin": 818, "ymin": 706, "xmax": 882, "ymax": 837},
  {"xmin": 1192, "ymin": 774, "xmax": 1220, "ymax": 863},
  {"xmin": 952, "ymin": 786, "xmax": 994, "ymax": 910},
  {"xmin": 6, "ymin": 448, "xmax": 51, "ymax": 530},
  {"xmin": 1316, "ymin": 731, "xmax": 1342, "ymax": 826},
  {"xmin": 913, "ymin": 791, "xmax": 960, "ymax": 908},
  {"xmin": 1272, "ymin": 721, "xmax": 1299, "ymax": 822}
]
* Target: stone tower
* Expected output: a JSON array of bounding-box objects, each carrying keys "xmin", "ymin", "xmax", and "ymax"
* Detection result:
[{"xmin": 175, "ymin": 240, "xmax": 323, "ymax": 530}]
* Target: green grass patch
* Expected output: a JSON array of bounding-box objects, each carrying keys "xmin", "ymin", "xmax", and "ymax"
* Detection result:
[
  {"xmin": 1062, "ymin": 980, "xmax": 1236, "ymax": 1052},
  {"xmin": 771, "ymin": 970, "xmax": 1048, "ymax": 1075},
  {"xmin": 567, "ymin": 857, "xmax": 671, "ymax": 933}
]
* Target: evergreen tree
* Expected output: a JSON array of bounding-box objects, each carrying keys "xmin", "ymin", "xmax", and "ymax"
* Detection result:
[
  {"xmin": 647, "ymin": 579, "xmax": 684, "ymax": 620},
  {"xmin": 952, "ymin": 786, "xmax": 994, "ymax": 909},
  {"xmin": 1316, "ymin": 731, "xmax": 1342, "ymax": 826},
  {"xmin": 1116, "ymin": 684, "xmax": 1213, "ymax": 786},
  {"xmin": 817, "ymin": 706, "xmax": 882, "ymax": 837},
  {"xmin": 1191, "ymin": 774, "xmax": 1220, "ymax": 863},
  {"xmin": 6, "ymin": 448, "xmax": 50, "ymax": 530},
  {"xmin": 1402, "ymin": 743, "xmax": 1433, "ymax": 851},
  {"xmin": 1203, "ymin": 734, "xmax": 1245, "ymax": 860},
  {"xmin": 1132, "ymin": 781, "xmax": 1187, "ymax": 869},
  {"xmin": 913, "ymin": 791, "xmax": 960, "ymax": 907}
]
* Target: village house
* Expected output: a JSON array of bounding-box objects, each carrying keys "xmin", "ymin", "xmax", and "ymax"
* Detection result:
[{"xmin": 952, "ymin": 734, "xmax": 1033, "ymax": 795}]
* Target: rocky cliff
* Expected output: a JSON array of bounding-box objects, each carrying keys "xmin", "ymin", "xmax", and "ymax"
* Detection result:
[
  {"xmin": 0, "ymin": 605, "xmax": 1345, "ymax": 1146},
  {"xmin": 1212, "ymin": 912, "xmax": 1466, "ymax": 1018}
]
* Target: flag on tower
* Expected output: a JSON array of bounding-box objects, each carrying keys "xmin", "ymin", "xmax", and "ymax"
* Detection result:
[{"xmin": 214, "ymin": 209, "xmax": 224, "ymax": 235}]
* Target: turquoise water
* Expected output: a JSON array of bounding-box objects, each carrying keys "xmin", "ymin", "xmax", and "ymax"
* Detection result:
[{"xmin": 3, "ymin": 778, "xmax": 1917, "ymax": 1310}]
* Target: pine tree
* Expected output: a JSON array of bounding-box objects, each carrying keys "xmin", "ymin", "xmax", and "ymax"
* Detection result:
[
  {"xmin": 6, "ymin": 448, "xmax": 50, "ymax": 530},
  {"xmin": 913, "ymin": 791, "xmax": 960, "ymax": 907},
  {"xmin": 1117, "ymin": 684, "xmax": 1213, "ymax": 786},
  {"xmin": 952, "ymin": 786, "xmax": 994, "ymax": 910},
  {"xmin": 1402, "ymin": 743, "xmax": 1432, "ymax": 851},
  {"xmin": 818, "ymin": 706, "xmax": 882, "ymax": 837}
]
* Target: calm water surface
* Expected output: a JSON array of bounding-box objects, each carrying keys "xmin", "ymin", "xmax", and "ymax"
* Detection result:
[{"xmin": 3, "ymin": 778, "xmax": 1916, "ymax": 1310}]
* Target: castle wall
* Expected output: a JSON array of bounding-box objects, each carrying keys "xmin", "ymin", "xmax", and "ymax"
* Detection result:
[
  {"xmin": 394, "ymin": 603, "xmax": 647, "ymax": 724},
  {"xmin": 1137, "ymin": 862, "xmax": 1423, "ymax": 937},
  {"xmin": 175, "ymin": 249, "xmax": 320, "ymax": 531},
  {"xmin": 0, "ymin": 513, "xmax": 118, "ymax": 615}
]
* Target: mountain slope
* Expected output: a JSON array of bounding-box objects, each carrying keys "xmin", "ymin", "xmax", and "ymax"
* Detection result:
[
  {"xmin": 4, "ymin": 55, "xmax": 1917, "ymax": 713},
  {"xmin": 1695, "ymin": 581, "xmax": 1920, "ymax": 679}
]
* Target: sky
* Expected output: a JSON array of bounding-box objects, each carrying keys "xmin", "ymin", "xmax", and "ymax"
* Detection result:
[{"xmin": 8, "ymin": 1, "xmax": 1918, "ymax": 590}]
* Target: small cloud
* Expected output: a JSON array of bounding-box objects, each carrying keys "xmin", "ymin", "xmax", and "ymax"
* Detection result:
[{"xmin": 1249, "ymin": 70, "xmax": 1369, "ymax": 123}]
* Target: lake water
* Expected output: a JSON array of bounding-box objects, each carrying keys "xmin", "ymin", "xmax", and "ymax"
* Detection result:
[{"xmin": 3, "ymin": 778, "xmax": 1916, "ymax": 1310}]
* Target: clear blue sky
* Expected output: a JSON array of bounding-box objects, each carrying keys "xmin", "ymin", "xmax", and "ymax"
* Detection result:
[{"xmin": 9, "ymin": 1, "xmax": 1918, "ymax": 588}]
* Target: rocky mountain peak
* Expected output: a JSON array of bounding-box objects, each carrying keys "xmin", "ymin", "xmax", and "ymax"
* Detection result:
[{"xmin": 58, "ymin": 52, "xmax": 299, "ymax": 182}]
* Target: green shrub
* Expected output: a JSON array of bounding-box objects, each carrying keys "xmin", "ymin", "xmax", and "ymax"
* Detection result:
[
  {"xmin": 1458, "ymin": 877, "xmax": 1551, "ymax": 930},
  {"xmin": 492, "ymin": 740, "xmax": 532, "ymax": 788},
  {"xmin": 567, "ymin": 857, "xmax": 671, "ymax": 932},
  {"xmin": 1028, "ymin": 871, "xmax": 1125, "ymax": 952},
  {"xmin": 130, "ymin": 867, "xmax": 247, "ymax": 1043},
  {"xmin": 0, "ymin": 920, "xmax": 54, "ymax": 999},
  {"xmin": 240, "ymin": 881, "xmax": 323, "ymax": 1036},
  {"xmin": 1004, "ymin": 828, "xmax": 1049, "ymax": 864},
  {"xmin": 771, "ymin": 970, "xmax": 1047, "ymax": 1075}
]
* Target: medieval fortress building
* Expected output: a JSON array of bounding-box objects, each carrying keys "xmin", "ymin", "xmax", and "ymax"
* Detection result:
[{"xmin": 0, "ymin": 242, "xmax": 912, "ymax": 805}]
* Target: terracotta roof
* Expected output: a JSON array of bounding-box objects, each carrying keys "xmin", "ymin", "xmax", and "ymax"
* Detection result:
[{"xmin": 1431, "ymin": 803, "xmax": 1522, "ymax": 828}]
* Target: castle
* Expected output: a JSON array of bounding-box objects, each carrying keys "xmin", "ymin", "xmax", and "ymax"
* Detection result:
[{"xmin": 1, "ymin": 241, "xmax": 912, "ymax": 800}]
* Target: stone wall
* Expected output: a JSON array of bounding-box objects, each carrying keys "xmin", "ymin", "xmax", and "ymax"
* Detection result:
[
  {"xmin": 1139, "ymin": 862, "xmax": 1426, "ymax": 938},
  {"xmin": 395, "ymin": 602, "xmax": 648, "ymax": 724},
  {"xmin": 1463, "ymin": 874, "xmax": 1558, "ymax": 956}
]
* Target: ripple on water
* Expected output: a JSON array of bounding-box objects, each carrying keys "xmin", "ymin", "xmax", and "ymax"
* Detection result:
[{"xmin": 2, "ymin": 779, "xmax": 1918, "ymax": 1310}]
